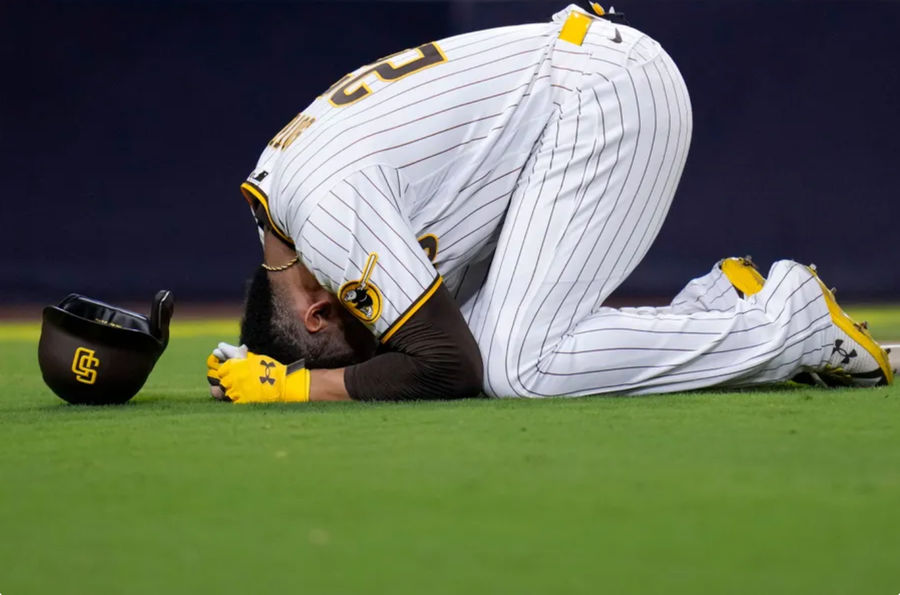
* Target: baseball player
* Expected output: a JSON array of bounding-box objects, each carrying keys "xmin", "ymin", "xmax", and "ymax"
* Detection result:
[{"xmin": 207, "ymin": 4, "xmax": 894, "ymax": 403}]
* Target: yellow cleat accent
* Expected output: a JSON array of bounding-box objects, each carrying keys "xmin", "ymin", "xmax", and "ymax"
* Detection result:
[
  {"xmin": 719, "ymin": 256, "xmax": 765, "ymax": 297},
  {"xmin": 809, "ymin": 266, "xmax": 893, "ymax": 386}
]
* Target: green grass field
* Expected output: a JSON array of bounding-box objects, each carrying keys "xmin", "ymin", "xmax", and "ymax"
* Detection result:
[{"xmin": 2, "ymin": 307, "xmax": 899, "ymax": 595}]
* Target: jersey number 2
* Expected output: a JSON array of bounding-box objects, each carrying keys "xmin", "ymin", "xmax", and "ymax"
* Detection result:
[{"xmin": 327, "ymin": 42, "xmax": 447, "ymax": 107}]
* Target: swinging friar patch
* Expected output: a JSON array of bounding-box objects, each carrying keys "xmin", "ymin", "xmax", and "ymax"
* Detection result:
[{"xmin": 339, "ymin": 252, "xmax": 383, "ymax": 324}]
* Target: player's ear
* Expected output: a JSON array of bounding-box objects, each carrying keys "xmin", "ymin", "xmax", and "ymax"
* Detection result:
[{"xmin": 303, "ymin": 299, "xmax": 337, "ymax": 334}]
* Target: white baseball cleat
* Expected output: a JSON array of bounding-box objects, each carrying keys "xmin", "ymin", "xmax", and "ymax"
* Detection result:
[
  {"xmin": 805, "ymin": 265, "xmax": 894, "ymax": 387},
  {"xmin": 888, "ymin": 344, "xmax": 900, "ymax": 377}
]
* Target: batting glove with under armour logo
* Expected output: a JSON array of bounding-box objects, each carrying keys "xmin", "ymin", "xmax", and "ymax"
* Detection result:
[{"xmin": 217, "ymin": 351, "xmax": 310, "ymax": 404}]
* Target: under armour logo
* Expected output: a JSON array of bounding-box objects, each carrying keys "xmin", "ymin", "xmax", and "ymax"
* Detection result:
[
  {"xmin": 259, "ymin": 360, "xmax": 276, "ymax": 385},
  {"xmin": 832, "ymin": 339, "xmax": 857, "ymax": 365}
]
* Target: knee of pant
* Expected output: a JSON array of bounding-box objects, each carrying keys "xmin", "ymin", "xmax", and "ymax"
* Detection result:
[
  {"xmin": 481, "ymin": 356, "xmax": 547, "ymax": 399},
  {"xmin": 481, "ymin": 360, "xmax": 514, "ymax": 398},
  {"xmin": 478, "ymin": 326, "xmax": 556, "ymax": 398}
]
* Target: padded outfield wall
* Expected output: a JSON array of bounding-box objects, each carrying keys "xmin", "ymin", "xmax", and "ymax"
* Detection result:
[{"xmin": 2, "ymin": 0, "xmax": 898, "ymax": 302}]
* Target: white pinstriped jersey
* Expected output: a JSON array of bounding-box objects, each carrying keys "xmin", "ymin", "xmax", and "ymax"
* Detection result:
[{"xmin": 244, "ymin": 6, "xmax": 596, "ymax": 340}]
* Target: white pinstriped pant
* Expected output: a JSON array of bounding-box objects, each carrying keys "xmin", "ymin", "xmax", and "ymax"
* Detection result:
[{"xmin": 460, "ymin": 27, "xmax": 834, "ymax": 397}]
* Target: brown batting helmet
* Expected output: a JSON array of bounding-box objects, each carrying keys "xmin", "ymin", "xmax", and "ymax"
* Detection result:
[{"xmin": 38, "ymin": 291, "xmax": 174, "ymax": 405}]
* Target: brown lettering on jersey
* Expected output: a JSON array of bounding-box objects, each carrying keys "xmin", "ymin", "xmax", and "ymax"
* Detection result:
[
  {"xmin": 269, "ymin": 113, "xmax": 316, "ymax": 150},
  {"xmin": 329, "ymin": 42, "xmax": 447, "ymax": 108}
]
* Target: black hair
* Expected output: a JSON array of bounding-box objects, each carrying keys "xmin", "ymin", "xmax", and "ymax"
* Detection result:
[{"xmin": 239, "ymin": 267, "xmax": 301, "ymax": 364}]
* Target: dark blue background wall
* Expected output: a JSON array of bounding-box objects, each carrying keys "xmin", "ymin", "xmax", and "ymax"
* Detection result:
[{"xmin": 2, "ymin": 0, "xmax": 898, "ymax": 303}]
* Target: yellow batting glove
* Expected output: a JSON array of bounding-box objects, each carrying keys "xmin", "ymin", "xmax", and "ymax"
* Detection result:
[
  {"xmin": 206, "ymin": 353, "xmax": 223, "ymax": 385},
  {"xmin": 206, "ymin": 353, "xmax": 229, "ymax": 401},
  {"xmin": 217, "ymin": 352, "xmax": 311, "ymax": 404},
  {"xmin": 206, "ymin": 343, "xmax": 249, "ymax": 400}
]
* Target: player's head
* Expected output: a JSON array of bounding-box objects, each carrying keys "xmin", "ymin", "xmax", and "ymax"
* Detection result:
[{"xmin": 239, "ymin": 265, "xmax": 376, "ymax": 368}]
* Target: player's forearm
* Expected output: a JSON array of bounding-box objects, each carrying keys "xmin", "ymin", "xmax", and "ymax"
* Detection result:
[
  {"xmin": 344, "ymin": 348, "xmax": 482, "ymax": 401},
  {"xmin": 312, "ymin": 346, "xmax": 482, "ymax": 402},
  {"xmin": 308, "ymin": 368, "xmax": 352, "ymax": 401}
]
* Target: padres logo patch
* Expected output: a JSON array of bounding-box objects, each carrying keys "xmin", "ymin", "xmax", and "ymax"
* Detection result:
[
  {"xmin": 71, "ymin": 347, "xmax": 100, "ymax": 384},
  {"xmin": 339, "ymin": 253, "xmax": 383, "ymax": 324}
]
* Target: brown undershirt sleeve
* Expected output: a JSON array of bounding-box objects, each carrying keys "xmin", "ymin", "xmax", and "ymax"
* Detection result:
[{"xmin": 343, "ymin": 283, "xmax": 484, "ymax": 401}]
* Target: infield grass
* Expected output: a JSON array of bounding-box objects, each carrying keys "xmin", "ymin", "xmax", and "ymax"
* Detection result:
[{"xmin": 1, "ymin": 307, "xmax": 899, "ymax": 595}]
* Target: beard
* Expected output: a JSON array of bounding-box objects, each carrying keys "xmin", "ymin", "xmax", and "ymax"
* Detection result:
[{"xmin": 239, "ymin": 267, "xmax": 375, "ymax": 368}]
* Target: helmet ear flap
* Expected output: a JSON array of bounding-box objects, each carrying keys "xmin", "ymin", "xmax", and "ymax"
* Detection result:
[{"xmin": 151, "ymin": 290, "xmax": 175, "ymax": 348}]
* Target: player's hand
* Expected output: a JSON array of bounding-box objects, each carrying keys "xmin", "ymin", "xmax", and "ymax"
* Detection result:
[
  {"xmin": 207, "ymin": 342, "xmax": 248, "ymax": 401},
  {"xmin": 217, "ymin": 351, "xmax": 311, "ymax": 404}
]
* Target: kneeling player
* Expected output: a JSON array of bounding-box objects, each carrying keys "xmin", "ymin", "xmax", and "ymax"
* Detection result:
[{"xmin": 207, "ymin": 5, "xmax": 894, "ymax": 402}]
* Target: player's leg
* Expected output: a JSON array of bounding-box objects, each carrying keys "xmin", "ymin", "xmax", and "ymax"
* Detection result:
[
  {"xmin": 624, "ymin": 256, "xmax": 766, "ymax": 317},
  {"xmin": 463, "ymin": 253, "xmax": 752, "ymax": 326},
  {"xmin": 537, "ymin": 260, "xmax": 834, "ymax": 395},
  {"xmin": 464, "ymin": 33, "xmax": 852, "ymax": 397},
  {"xmin": 465, "ymin": 32, "xmax": 696, "ymax": 396}
]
